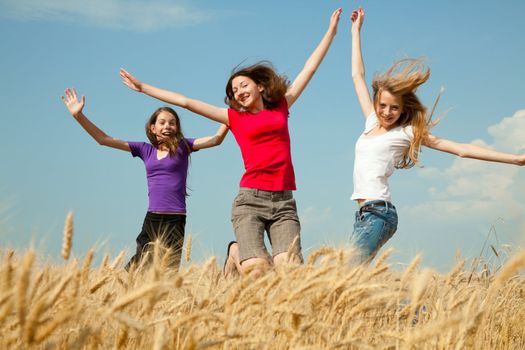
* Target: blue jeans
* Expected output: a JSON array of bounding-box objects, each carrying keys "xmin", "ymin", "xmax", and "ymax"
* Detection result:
[{"xmin": 350, "ymin": 200, "xmax": 398, "ymax": 264}]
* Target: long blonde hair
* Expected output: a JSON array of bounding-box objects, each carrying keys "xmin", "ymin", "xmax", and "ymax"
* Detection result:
[{"xmin": 371, "ymin": 58, "xmax": 435, "ymax": 169}]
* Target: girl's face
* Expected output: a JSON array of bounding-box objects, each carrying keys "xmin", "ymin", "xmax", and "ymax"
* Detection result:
[
  {"xmin": 231, "ymin": 75, "xmax": 264, "ymax": 111},
  {"xmin": 377, "ymin": 90, "xmax": 404, "ymax": 129},
  {"xmin": 150, "ymin": 111, "xmax": 178, "ymax": 141}
]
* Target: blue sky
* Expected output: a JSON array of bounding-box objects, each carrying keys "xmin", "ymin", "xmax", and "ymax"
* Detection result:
[{"xmin": 1, "ymin": 0, "xmax": 524, "ymax": 270}]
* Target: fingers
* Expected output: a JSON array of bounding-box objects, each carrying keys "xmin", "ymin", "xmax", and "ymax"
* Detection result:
[
  {"xmin": 350, "ymin": 7, "xmax": 364, "ymax": 24},
  {"xmin": 331, "ymin": 7, "xmax": 342, "ymax": 23},
  {"xmin": 120, "ymin": 68, "xmax": 135, "ymax": 82},
  {"xmin": 121, "ymin": 80, "xmax": 133, "ymax": 89},
  {"xmin": 357, "ymin": 6, "xmax": 364, "ymax": 21},
  {"xmin": 119, "ymin": 68, "xmax": 128, "ymax": 78},
  {"xmin": 119, "ymin": 68, "xmax": 142, "ymax": 92},
  {"xmin": 63, "ymin": 88, "xmax": 72, "ymax": 102},
  {"xmin": 61, "ymin": 87, "xmax": 80, "ymax": 104},
  {"xmin": 67, "ymin": 88, "xmax": 75, "ymax": 99},
  {"xmin": 119, "ymin": 68, "xmax": 133, "ymax": 83},
  {"xmin": 351, "ymin": 10, "xmax": 358, "ymax": 22}
]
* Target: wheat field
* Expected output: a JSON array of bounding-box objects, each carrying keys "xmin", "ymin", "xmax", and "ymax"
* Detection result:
[{"xmin": 1, "ymin": 215, "xmax": 524, "ymax": 349}]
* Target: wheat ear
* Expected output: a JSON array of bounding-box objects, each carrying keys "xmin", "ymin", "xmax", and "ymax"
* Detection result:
[
  {"xmin": 185, "ymin": 234, "xmax": 192, "ymax": 262},
  {"xmin": 61, "ymin": 212, "xmax": 74, "ymax": 260}
]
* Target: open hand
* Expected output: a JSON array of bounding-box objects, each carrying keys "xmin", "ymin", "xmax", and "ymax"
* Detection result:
[
  {"xmin": 61, "ymin": 88, "xmax": 85, "ymax": 116},
  {"xmin": 351, "ymin": 7, "xmax": 365, "ymax": 33},
  {"xmin": 120, "ymin": 68, "xmax": 143, "ymax": 92}
]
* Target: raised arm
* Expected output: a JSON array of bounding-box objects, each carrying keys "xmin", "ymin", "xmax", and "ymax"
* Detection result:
[
  {"xmin": 424, "ymin": 134, "xmax": 525, "ymax": 165},
  {"xmin": 192, "ymin": 124, "xmax": 230, "ymax": 150},
  {"xmin": 285, "ymin": 8, "xmax": 342, "ymax": 108},
  {"xmin": 61, "ymin": 88, "xmax": 130, "ymax": 152},
  {"xmin": 120, "ymin": 69, "xmax": 229, "ymax": 125},
  {"xmin": 351, "ymin": 7, "xmax": 374, "ymax": 118}
]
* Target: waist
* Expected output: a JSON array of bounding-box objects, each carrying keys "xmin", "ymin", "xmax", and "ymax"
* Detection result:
[
  {"xmin": 239, "ymin": 187, "xmax": 293, "ymax": 201},
  {"xmin": 150, "ymin": 211, "xmax": 186, "ymax": 215},
  {"xmin": 358, "ymin": 199, "xmax": 396, "ymax": 210},
  {"xmin": 240, "ymin": 172, "xmax": 296, "ymax": 191}
]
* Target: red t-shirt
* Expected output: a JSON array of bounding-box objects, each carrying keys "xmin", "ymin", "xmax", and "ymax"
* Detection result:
[{"xmin": 228, "ymin": 99, "xmax": 296, "ymax": 191}]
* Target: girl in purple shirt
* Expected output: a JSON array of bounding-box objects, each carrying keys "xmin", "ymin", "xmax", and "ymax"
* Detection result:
[{"xmin": 61, "ymin": 88, "xmax": 228, "ymax": 270}]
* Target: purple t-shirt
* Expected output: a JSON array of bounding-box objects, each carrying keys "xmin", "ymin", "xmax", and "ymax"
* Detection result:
[{"xmin": 128, "ymin": 139, "xmax": 195, "ymax": 213}]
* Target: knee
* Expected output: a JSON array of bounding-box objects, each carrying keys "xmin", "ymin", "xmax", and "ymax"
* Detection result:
[{"xmin": 240, "ymin": 257, "xmax": 270, "ymax": 278}]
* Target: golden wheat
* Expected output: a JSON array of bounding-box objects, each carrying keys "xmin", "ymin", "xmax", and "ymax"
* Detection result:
[
  {"xmin": 61, "ymin": 212, "xmax": 73, "ymax": 260},
  {"xmin": 1, "ymin": 239, "xmax": 525, "ymax": 349},
  {"xmin": 185, "ymin": 234, "xmax": 193, "ymax": 263}
]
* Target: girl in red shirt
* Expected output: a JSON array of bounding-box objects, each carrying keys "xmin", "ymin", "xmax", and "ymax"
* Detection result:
[{"xmin": 120, "ymin": 8, "xmax": 342, "ymax": 276}]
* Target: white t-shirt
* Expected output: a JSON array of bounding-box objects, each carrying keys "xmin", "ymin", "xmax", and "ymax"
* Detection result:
[{"xmin": 351, "ymin": 112, "xmax": 414, "ymax": 202}]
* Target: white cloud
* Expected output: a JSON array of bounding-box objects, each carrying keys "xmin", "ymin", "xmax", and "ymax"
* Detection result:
[
  {"xmin": 488, "ymin": 109, "xmax": 525, "ymax": 152},
  {"xmin": 300, "ymin": 206, "xmax": 333, "ymax": 228},
  {"xmin": 0, "ymin": 0, "xmax": 211, "ymax": 31},
  {"xmin": 409, "ymin": 109, "xmax": 525, "ymax": 221}
]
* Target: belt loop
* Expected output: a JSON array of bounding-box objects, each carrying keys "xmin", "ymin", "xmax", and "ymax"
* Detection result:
[
  {"xmin": 385, "ymin": 200, "xmax": 389, "ymax": 210},
  {"xmin": 255, "ymin": 189, "xmax": 259, "ymax": 197}
]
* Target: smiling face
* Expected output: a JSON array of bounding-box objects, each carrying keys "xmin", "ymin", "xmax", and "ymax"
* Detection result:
[
  {"xmin": 231, "ymin": 75, "xmax": 264, "ymax": 112},
  {"xmin": 376, "ymin": 90, "xmax": 404, "ymax": 130},
  {"xmin": 149, "ymin": 110, "xmax": 178, "ymax": 142}
]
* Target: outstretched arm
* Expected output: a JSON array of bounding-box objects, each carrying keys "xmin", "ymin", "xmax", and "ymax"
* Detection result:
[
  {"xmin": 192, "ymin": 124, "xmax": 230, "ymax": 150},
  {"xmin": 120, "ymin": 69, "xmax": 229, "ymax": 125},
  {"xmin": 61, "ymin": 88, "xmax": 130, "ymax": 152},
  {"xmin": 285, "ymin": 8, "xmax": 342, "ymax": 108},
  {"xmin": 424, "ymin": 134, "xmax": 525, "ymax": 165},
  {"xmin": 351, "ymin": 7, "xmax": 374, "ymax": 118}
]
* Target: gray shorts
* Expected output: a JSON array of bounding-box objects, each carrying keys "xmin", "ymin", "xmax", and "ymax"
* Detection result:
[{"xmin": 231, "ymin": 187, "xmax": 302, "ymax": 262}]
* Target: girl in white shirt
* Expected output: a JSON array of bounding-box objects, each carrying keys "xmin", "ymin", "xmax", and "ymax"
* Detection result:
[{"xmin": 350, "ymin": 7, "xmax": 525, "ymax": 263}]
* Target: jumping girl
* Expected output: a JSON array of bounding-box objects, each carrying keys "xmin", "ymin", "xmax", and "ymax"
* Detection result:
[
  {"xmin": 120, "ymin": 8, "xmax": 342, "ymax": 276},
  {"xmin": 61, "ymin": 88, "xmax": 229, "ymax": 270},
  {"xmin": 349, "ymin": 7, "xmax": 525, "ymax": 263}
]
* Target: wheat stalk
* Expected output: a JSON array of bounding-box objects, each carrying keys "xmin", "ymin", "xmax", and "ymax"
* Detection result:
[
  {"xmin": 110, "ymin": 283, "xmax": 162, "ymax": 312},
  {"xmin": 185, "ymin": 234, "xmax": 192, "ymax": 263},
  {"xmin": 81, "ymin": 249, "xmax": 94, "ymax": 283},
  {"xmin": 3, "ymin": 249, "xmax": 14, "ymax": 287},
  {"xmin": 110, "ymin": 250, "xmax": 126, "ymax": 270},
  {"xmin": 61, "ymin": 212, "xmax": 74, "ymax": 260},
  {"xmin": 17, "ymin": 250, "xmax": 35, "ymax": 334},
  {"xmin": 400, "ymin": 254, "xmax": 422, "ymax": 290}
]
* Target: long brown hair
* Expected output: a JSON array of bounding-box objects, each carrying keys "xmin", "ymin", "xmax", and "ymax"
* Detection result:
[
  {"xmin": 145, "ymin": 107, "xmax": 190, "ymax": 156},
  {"xmin": 225, "ymin": 61, "xmax": 290, "ymax": 111},
  {"xmin": 372, "ymin": 58, "xmax": 435, "ymax": 168}
]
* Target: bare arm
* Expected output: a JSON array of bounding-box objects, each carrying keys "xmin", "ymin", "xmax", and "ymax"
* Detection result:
[
  {"xmin": 285, "ymin": 8, "xmax": 342, "ymax": 109},
  {"xmin": 350, "ymin": 7, "xmax": 374, "ymax": 118},
  {"xmin": 424, "ymin": 134, "xmax": 525, "ymax": 165},
  {"xmin": 61, "ymin": 88, "xmax": 130, "ymax": 152},
  {"xmin": 120, "ymin": 69, "xmax": 229, "ymax": 125},
  {"xmin": 192, "ymin": 124, "xmax": 230, "ymax": 150}
]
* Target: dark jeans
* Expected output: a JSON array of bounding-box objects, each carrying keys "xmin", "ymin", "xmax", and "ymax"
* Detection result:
[{"xmin": 125, "ymin": 212, "xmax": 186, "ymax": 271}]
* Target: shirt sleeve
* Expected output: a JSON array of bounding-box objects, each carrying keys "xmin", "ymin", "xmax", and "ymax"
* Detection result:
[
  {"xmin": 364, "ymin": 112, "xmax": 378, "ymax": 134},
  {"xmin": 403, "ymin": 125, "xmax": 415, "ymax": 140},
  {"xmin": 280, "ymin": 98, "xmax": 290, "ymax": 118},
  {"xmin": 227, "ymin": 108, "xmax": 238, "ymax": 131},
  {"xmin": 128, "ymin": 141, "xmax": 149, "ymax": 160},
  {"xmin": 184, "ymin": 138, "xmax": 197, "ymax": 153}
]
